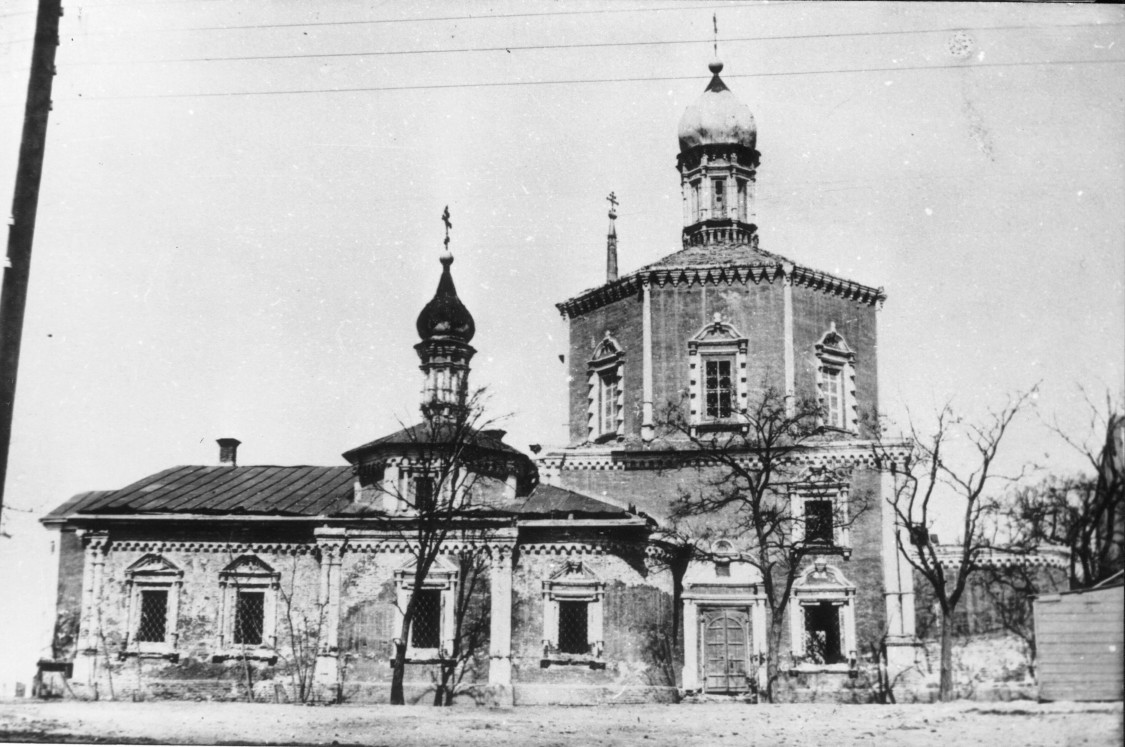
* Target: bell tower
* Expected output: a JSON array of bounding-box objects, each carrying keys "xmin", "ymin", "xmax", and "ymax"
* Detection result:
[
  {"xmin": 414, "ymin": 206, "xmax": 476, "ymax": 420},
  {"xmin": 676, "ymin": 58, "xmax": 760, "ymax": 249}
]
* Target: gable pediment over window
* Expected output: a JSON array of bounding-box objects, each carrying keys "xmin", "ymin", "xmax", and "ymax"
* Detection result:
[
  {"xmin": 789, "ymin": 469, "xmax": 852, "ymax": 556},
  {"xmin": 393, "ymin": 555, "xmax": 459, "ymax": 661},
  {"xmin": 588, "ymin": 333, "xmax": 625, "ymax": 443},
  {"xmin": 687, "ymin": 315, "xmax": 749, "ymax": 430},
  {"xmin": 215, "ymin": 555, "xmax": 280, "ymax": 661},
  {"xmin": 123, "ymin": 554, "xmax": 183, "ymax": 659}
]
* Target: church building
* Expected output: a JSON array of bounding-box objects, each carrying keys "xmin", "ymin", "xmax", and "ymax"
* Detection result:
[{"xmin": 41, "ymin": 56, "xmax": 918, "ymax": 705}]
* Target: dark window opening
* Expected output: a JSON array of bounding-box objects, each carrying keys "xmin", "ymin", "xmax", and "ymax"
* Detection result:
[
  {"xmin": 805, "ymin": 500, "xmax": 834, "ymax": 544},
  {"xmin": 411, "ymin": 589, "xmax": 442, "ymax": 649},
  {"xmin": 557, "ymin": 601, "xmax": 589, "ymax": 655},
  {"xmin": 716, "ymin": 563, "xmax": 731, "ymax": 578},
  {"xmin": 598, "ymin": 371, "xmax": 618, "ymax": 436},
  {"xmin": 414, "ymin": 477, "xmax": 435, "ymax": 513},
  {"xmin": 804, "ymin": 603, "xmax": 844, "ymax": 665},
  {"xmin": 136, "ymin": 589, "xmax": 168, "ymax": 643},
  {"xmin": 704, "ymin": 358, "xmax": 734, "ymax": 419},
  {"xmin": 233, "ymin": 591, "xmax": 265, "ymax": 646},
  {"xmin": 712, "ymin": 178, "xmax": 726, "ymax": 218}
]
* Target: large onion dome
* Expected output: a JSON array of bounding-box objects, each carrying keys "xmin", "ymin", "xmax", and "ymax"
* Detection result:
[
  {"xmin": 677, "ymin": 59, "xmax": 757, "ymax": 154},
  {"xmin": 415, "ymin": 252, "xmax": 475, "ymax": 343}
]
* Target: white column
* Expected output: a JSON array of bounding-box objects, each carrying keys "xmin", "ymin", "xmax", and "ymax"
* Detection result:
[
  {"xmin": 881, "ymin": 470, "xmax": 921, "ymax": 676},
  {"xmin": 487, "ymin": 535, "xmax": 515, "ymax": 704},
  {"xmin": 641, "ymin": 280, "xmax": 654, "ymax": 441},
  {"xmin": 682, "ymin": 599, "xmax": 699, "ymax": 691},
  {"xmin": 782, "ymin": 262, "xmax": 795, "ymax": 415}
]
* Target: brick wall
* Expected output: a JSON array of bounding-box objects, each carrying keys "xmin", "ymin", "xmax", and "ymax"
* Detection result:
[
  {"xmin": 791, "ymin": 286, "xmax": 879, "ymax": 434},
  {"xmin": 567, "ymin": 295, "xmax": 643, "ymax": 444}
]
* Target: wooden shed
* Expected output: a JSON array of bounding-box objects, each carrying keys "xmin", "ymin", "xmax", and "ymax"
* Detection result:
[{"xmin": 1034, "ymin": 577, "xmax": 1124, "ymax": 702}]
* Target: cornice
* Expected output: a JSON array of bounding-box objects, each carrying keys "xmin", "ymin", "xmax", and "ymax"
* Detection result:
[
  {"xmin": 556, "ymin": 260, "xmax": 886, "ymax": 319},
  {"xmin": 538, "ymin": 439, "xmax": 911, "ymax": 472},
  {"xmin": 933, "ymin": 544, "xmax": 1070, "ymax": 570}
]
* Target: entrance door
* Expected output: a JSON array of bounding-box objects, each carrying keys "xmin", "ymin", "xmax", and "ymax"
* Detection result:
[{"xmin": 702, "ymin": 609, "xmax": 750, "ymax": 692}]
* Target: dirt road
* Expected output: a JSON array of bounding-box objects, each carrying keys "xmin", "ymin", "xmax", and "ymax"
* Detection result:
[{"xmin": 0, "ymin": 700, "xmax": 1120, "ymax": 746}]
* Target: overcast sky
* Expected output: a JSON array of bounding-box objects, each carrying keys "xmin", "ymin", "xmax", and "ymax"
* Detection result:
[{"xmin": 0, "ymin": 1, "xmax": 1122, "ymax": 685}]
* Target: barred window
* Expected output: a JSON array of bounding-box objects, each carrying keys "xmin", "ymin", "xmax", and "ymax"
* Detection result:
[
  {"xmin": 558, "ymin": 601, "xmax": 589, "ymax": 654},
  {"xmin": 136, "ymin": 589, "xmax": 168, "ymax": 643},
  {"xmin": 410, "ymin": 589, "xmax": 442, "ymax": 649},
  {"xmin": 234, "ymin": 591, "xmax": 265, "ymax": 646},
  {"xmin": 704, "ymin": 358, "xmax": 734, "ymax": 419}
]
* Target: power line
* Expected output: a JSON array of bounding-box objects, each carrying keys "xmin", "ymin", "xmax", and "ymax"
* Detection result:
[
  {"xmin": 74, "ymin": 57, "xmax": 1125, "ymax": 102},
  {"xmin": 70, "ymin": 2, "xmax": 773, "ymax": 36},
  {"xmin": 71, "ymin": 22, "xmax": 1123, "ymax": 67}
]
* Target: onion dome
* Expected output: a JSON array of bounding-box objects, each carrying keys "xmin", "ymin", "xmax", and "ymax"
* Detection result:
[
  {"xmin": 677, "ymin": 59, "xmax": 757, "ymax": 154},
  {"xmin": 415, "ymin": 251, "xmax": 475, "ymax": 343}
]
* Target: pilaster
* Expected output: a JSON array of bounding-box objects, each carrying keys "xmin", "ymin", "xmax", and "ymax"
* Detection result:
[
  {"xmin": 641, "ymin": 279, "xmax": 654, "ymax": 442},
  {"xmin": 682, "ymin": 599, "xmax": 699, "ymax": 691},
  {"xmin": 314, "ymin": 530, "xmax": 345, "ymax": 689},
  {"xmin": 73, "ymin": 530, "xmax": 109, "ymax": 684},
  {"xmin": 486, "ymin": 531, "xmax": 516, "ymax": 706}
]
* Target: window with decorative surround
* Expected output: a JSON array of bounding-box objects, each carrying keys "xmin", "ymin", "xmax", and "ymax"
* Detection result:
[
  {"xmin": 215, "ymin": 555, "xmax": 279, "ymax": 662},
  {"xmin": 394, "ymin": 556, "xmax": 458, "ymax": 661},
  {"xmin": 688, "ymin": 315, "xmax": 748, "ymax": 430},
  {"xmin": 815, "ymin": 324, "xmax": 856, "ymax": 432},
  {"xmin": 789, "ymin": 561, "xmax": 857, "ymax": 671},
  {"xmin": 123, "ymin": 554, "xmax": 183, "ymax": 659},
  {"xmin": 587, "ymin": 333, "xmax": 624, "ymax": 443},
  {"xmin": 541, "ymin": 559, "xmax": 605, "ymax": 667},
  {"xmin": 789, "ymin": 479, "xmax": 851, "ymax": 556}
]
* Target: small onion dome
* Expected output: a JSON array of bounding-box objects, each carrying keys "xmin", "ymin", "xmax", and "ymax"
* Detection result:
[
  {"xmin": 416, "ymin": 251, "xmax": 475, "ymax": 343},
  {"xmin": 677, "ymin": 59, "xmax": 757, "ymax": 154}
]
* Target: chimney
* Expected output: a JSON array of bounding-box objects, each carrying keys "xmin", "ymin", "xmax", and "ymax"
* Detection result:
[{"xmin": 217, "ymin": 438, "xmax": 241, "ymax": 467}]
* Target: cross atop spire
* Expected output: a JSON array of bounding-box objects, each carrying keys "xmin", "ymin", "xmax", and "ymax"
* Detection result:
[
  {"xmin": 607, "ymin": 191, "xmax": 618, "ymax": 218},
  {"xmin": 712, "ymin": 13, "xmax": 718, "ymax": 58},
  {"xmin": 442, "ymin": 205, "xmax": 452, "ymax": 251},
  {"xmin": 606, "ymin": 192, "xmax": 619, "ymax": 283}
]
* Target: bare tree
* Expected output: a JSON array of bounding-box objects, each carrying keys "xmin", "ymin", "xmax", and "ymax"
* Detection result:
[
  {"xmin": 275, "ymin": 557, "xmax": 330, "ymax": 703},
  {"xmin": 872, "ymin": 391, "xmax": 1034, "ymax": 702},
  {"xmin": 433, "ymin": 550, "xmax": 491, "ymax": 706},
  {"xmin": 660, "ymin": 385, "xmax": 871, "ymax": 702},
  {"xmin": 354, "ymin": 389, "xmax": 511, "ymax": 706},
  {"xmin": 1019, "ymin": 391, "xmax": 1125, "ymax": 588}
]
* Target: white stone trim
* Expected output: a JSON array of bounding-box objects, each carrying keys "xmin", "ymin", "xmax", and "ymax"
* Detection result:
[
  {"xmin": 814, "ymin": 324, "xmax": 857, "ymax": 433},
  {"xmin": 393, "ymin": 555, "xmax": 458, "ymax": 660},
  {"xmin": 789, "ymin": 561, "xmax": 857, "ymax": 665},
  {"xmin": 122, "ymin": 554, "xmax": 183, "ymax": 658},
  {"xmin": 541, "ymin": 559, "xmax": 605, "ymax": 660},
  {"xmin": 587, "ymin": 333, "xmax": 625, "ymax": 442},
  {"xmin": 216, "ymin": 555, "xmax": 281, "ymax": 658},
  {"xmin": 687, "ymin": 315, "xmax": 749, "ymax": 428}
]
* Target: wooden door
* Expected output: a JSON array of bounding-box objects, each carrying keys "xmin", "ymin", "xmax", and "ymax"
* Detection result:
[{"xmin": 702, "ymin": 609, "xmax": 750, "ymax": 692}]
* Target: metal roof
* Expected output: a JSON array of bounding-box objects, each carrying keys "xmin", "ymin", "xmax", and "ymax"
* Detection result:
[
  {"xmin": 518, "ymin": 484, "xmax": 630, "ymax": 517},
  {"xmin": 50, "ymin": 465, "xmax": 354, "ymax": 519}
]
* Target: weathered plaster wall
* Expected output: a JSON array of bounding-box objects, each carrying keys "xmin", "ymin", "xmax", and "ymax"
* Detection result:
[{"xmin": 509, "ymin": 546, "xmax": 678, "ymax": 704}]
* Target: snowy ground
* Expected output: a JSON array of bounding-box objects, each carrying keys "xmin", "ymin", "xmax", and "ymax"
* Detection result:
[{"xmin": 0, "ymin": 700, "xmax": 1121, "ymax": 746}]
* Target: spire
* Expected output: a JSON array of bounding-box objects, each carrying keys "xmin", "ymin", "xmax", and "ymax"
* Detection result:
[
  {"xmin": 415, "ymin": 206, "xmax": 476, "ymax": 420},
  {"xmin": 606, "ymin": 192, "xmax": 619, "ymax": 283}
]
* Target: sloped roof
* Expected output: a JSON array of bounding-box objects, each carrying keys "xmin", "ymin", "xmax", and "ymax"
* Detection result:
[
  {"xmin": 517, "ymin": 484, "xmax": 631, "ymax": 518},
  {"xmin": 343, "ymin": 422, "xmax": 526, "ymax": 463},
  {"xmin": 45, "ymin": 465, "xmax": 354, "ymax": 520},
  {"xmin": 556, "ymin": 241, "xmax": 885, "ymax": 318}
]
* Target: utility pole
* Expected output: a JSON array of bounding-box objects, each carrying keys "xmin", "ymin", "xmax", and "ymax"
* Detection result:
[{"xmin": 0, "ymin": 0, "xmax": 63, "ymax": 522}]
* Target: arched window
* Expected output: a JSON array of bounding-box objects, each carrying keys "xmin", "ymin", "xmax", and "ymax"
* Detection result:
[
  {"xmin": 815, "ymin": 324, "xmax": 856, "ymax": 432},
  {"xmin": 588, "ymin": 333, "xmax": 625, "ymax": 442}
]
